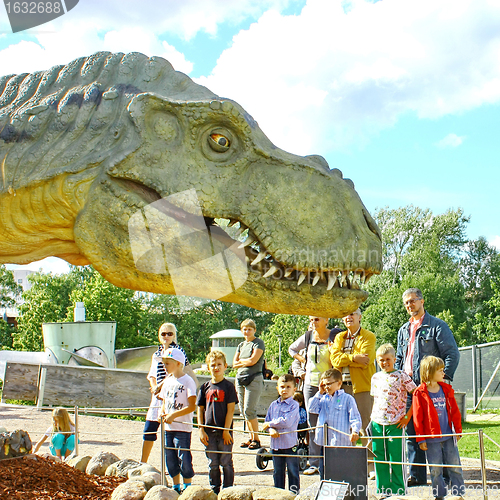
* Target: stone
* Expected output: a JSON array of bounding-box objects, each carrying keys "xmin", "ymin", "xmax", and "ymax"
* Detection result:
[
  {"xmin": 86, "ymin": 451, "xmax": 120, "ymax": 475},
  {"xmin": 295, "ymin": 482, "xmax": 320, "ymax": 500},
  {"xmin": 252, "ymin": 487, "xmax": 295, "ymax": 500},
  {"xmin": 128, "ymin": 475, "xmax": 158, "ymax": 491},
  {"xmin": 129, "ymin": 464, "xmax": 161, "ymax": 478},
  {"xmin": 0, "ymin": 429, "xmax": 32, "ymax": 459},
  {"xmin": 142, "ymin": 472, "xmax": 162, "ymax": 486},
  {"xmin": 179, "ymin": 485, "xmax": 217, "ymax": 500},
  {"xmin": 145, "ymin": 485, "xmax": 179, "ymax": 500},
  {"xmin": 66, "ymin": 455, "xmax": 92, "ymax": 472},
  {"xmin": 218, "ymin": 486, "xmax": 256, "ymax": 500},
  {"xmin": 0, "ymin": 427, "xmax": 7, "ymax": 434},
  {"xmin": 106, "ymin": 458, "xmax": 144, "ymax": 477},
  {"xmin": 111, "ymin": 480, "xmax": 148, "ymax": 500}
]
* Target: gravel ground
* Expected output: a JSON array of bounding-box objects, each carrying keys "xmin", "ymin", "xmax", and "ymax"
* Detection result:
[{"xmin": 2, "ymin": 404, "xmax": 500, "ymax": 498}]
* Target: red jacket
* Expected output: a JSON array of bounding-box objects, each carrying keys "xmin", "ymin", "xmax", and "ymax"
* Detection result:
[{"xmin": 412, "ymin": 382, "xmax": 462, "ymax": 443}]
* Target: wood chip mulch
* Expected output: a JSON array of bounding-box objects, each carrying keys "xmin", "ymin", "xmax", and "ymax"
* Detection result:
[{"xmin": 0, "ymin": 455, "xmax": 127, "ymax": 499}]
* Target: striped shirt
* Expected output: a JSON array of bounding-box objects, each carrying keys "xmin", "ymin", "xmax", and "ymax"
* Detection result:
[
  {"xmin": 308, "ymin": 389, "xmax": 362, "ymax": 447},
  {"xmin": 149, "ymin": 343, "xmax": 189, "ymax": 384},
  {"xmin": 265, "ymin": 397, "xmax": 300, "ymax": 450}
]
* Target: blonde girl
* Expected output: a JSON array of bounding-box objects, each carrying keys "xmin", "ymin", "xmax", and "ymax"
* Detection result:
[{"xmin": 33, "ymin": 408, "xmax": 75, "ymax": 460}]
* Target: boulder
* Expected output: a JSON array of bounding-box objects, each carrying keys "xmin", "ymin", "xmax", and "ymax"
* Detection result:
[
  {"xmin": 142, "ymin": 472, "xmax": 163, "ymax": 486},
  {"xmin": 218, "ymin": 486, "xmax": 256, "ymax": 500},
  {"xmin": 295, "ymin": 482, "xmax": 320, "ymax": 500},
  {"xmin": 107, "ymin": 458, "xmax": 143, "ymax": 477},
  {"xmin": 0, "ymin": 429, "xmax": 32, "ymax": 459},
  {"xmin": 179, "ymin": 485, "xmax": 217, "ymax": 500},
  {"xmin": 111, "ymin": 479, "xmax": 148, "ymax": 500},
  {"xmin": 129, "ymin": 475, "xmax": 158, "ymax": 491},
  {"xmin": 129, "ymin": 464, "xmax": 161, "ymax": 478},
  {"xmin": 145, "ymin": 485, "xmax": 179, "ymax": 500},
  {"xmin": 86, "ymin": 451, "xmax": 120, "ymax": 475},
  {"xmin": 66, "ymin": 455, "xmax": 91, "ymax": 472},
  {"xmin": 0, "ymin": 426, "xmax": 7, "ymax": 434},
  {"xmin": 252, "ymin": 488, "xmax": 295, "ymax": 500}
]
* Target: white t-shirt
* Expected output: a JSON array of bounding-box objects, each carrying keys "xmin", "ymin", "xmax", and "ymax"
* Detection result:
[
  {"xmin": 371, "ymin": 370, "xmax": 417, "ymax": 425},
  {"xmin": 159, "ymin": 373, "xmax": 197, "ymax": 432}
]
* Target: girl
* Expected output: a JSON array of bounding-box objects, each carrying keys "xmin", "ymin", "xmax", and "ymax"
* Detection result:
[
  {"xmin": 412, "ymin": 356, "xmax": 465, "ymax": 500},
  {"xmin": 33, "ymin": 408, "xmax": 75, "ymax": 460}
]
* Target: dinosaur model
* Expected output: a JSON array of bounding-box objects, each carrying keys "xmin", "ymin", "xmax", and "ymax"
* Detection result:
[{"xmin": 0, "ymin": 52, "xmax": 382, "ymax": 317}]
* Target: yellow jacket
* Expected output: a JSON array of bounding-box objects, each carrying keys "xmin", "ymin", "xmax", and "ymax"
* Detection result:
[{"xmin": 330, "ymin": 328, "xmax": 376, "ymax": 394}]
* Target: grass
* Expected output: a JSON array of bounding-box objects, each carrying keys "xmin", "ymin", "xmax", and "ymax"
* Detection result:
[{"xmin": 459, "ymin": 420, "xmax": 500, "ymax": 461}]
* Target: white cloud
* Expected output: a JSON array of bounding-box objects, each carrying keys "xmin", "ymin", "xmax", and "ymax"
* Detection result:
[
  {"xmin": 199, "ymin": 0, "xmax": 500, "ymax": 154},
  {"xmin": 436, "ymin": 133, "xmax": 466, "ymax": 148},
  {"xmin": 490, "ymin": 236, "xmax": 500, "ymax": 250},
  {"xmin": 6, "ymin": 258, "xmax": 70, "ymax": 275}
]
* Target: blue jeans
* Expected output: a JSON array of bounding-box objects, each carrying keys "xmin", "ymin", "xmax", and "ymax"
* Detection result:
[
  {"xmin": 425, "ymin": 437, "xmax": 465, "ymax": 498},
  {"xmin": 206, "ymin": 431, "xmax": 234, "ymax": 493},
  {"xmin": 165, "ymin": 431, "xmax": 194, "ymax": 480},
  {"xmin": 303, "ymin": 383, "xmax": 320, "ymax": 468},
  {"xmin": 406, "ymin": 398, "xmax": 427, "ymax": 483},
  {"xmin": 272, "ymin": 448, "xmax": 300, "ymax": 494}
]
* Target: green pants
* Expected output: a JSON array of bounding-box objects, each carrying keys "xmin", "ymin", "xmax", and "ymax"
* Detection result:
[{"xmin": 372, "ymin": 422, "xmax": 406, "ymax": 496}]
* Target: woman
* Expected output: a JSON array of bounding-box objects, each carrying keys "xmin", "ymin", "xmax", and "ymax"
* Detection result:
[
  {"xmin": 141, "ymin": 322, "xmax": 198, "ymax": 463},
  {"xmin": 233, "ymin": 318, "xmax": 265, "ymax": 450},
  {"xmin": 288, "ymin": 316, "xmax": 341, "ymax": 475}
]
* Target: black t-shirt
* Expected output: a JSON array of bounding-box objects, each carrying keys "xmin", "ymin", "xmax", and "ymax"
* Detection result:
[{"xmin": 196, "ymin": 378, "xmax": 238, "ymax": 432}]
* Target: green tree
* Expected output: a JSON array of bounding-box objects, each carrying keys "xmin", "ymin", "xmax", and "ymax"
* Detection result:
[
  {"xmin": 0, "ymin": 266, "xmax": 22, "ymax": 349},
  {"xmin": 67, "ymin": 269, "xmax": 148, "ymax": 349},
  {"xmin": 473, "ymin": 283, "xmax": 500, "ymax": 344},
  {"xmin": 260, "ymin": 314, "xmax": 310, "ymax": 373}
]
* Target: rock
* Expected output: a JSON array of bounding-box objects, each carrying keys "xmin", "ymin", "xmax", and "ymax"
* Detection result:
[
  {"xmin": 129, "ymin": 464, "xmax": 161, "ymax": 478},
  {"xmin": 129, "ymin": 475, "xmax": 158, "ymax": 491},
  {"xmin": 66, "ymin": 455, "xmax": 91, "ymax": 472},
  {"xmin": 142, "ymin": 472, "xmax": 162, "ymax": 486},
  {"xmin": 179, "ymin": 485, "xmax": 217, "ymax": 500},
  {"xmin": 0, "ymin": 426, "xmax": 7, "ymax": 434},
  {"xmin": 86, "ymin": 451, "xmax": 120, "ymax": 475},
  {"xmin": 111, "ymin": 479, "xmax": 148, "ymax": 500},
  {"xmin": 218, "ymin": 486, "xmax": 256, "ymax": 500},
  {"xmin": 107, "ymin": 458, "xmax": 143, "ymax": 477},
  {"xmin": 145, "ymin": 485, "xmax": 179, "ymax": 500},
  {"xmin": 0, "ymin": 429, "xmax": 32, "ymax": 459},
  {"xmin": 295, "ymin": 482, "xmax": 320, "ymax": 500},
  {"xmin": 252, "ymin": 487, "xmax": 295, "ymax": 500}
]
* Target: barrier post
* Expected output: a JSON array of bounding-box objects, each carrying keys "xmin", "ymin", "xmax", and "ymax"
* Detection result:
[
  {"xmin": 74, "ymin": 405, "xmax": 79, "ymax": 456},
  {"xmin": 479, "ymin": 429, "xmax": 488, "ymax": 500},
  {"xmin": 160, "ymin": 419, "xmax": 166, "ymax": 486}
]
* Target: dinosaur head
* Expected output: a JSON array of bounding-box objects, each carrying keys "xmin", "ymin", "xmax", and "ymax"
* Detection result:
[{"xmin": 74, "ymin": 93, "xmax": 382, "ymax": 317}]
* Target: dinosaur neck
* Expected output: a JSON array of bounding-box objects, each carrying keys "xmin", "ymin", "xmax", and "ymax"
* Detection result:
[{"xmin": 0, "ymin": 171, "xmax": 95, "ymax": 266}]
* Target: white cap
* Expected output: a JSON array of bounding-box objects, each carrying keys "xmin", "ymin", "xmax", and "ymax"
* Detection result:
[{"xmin": 161, "ymin": 347, "xmax": 186, "ymax": 365}]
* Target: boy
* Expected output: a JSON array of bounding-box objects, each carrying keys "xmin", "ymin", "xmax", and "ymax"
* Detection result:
[
  {"xmin": 308, "ymin": 368, "xmax": 361, "ymax": 478},
  {"xmin": 370, "ymin": 343, "xmax": 417, "ymax": 497},
  {"xmin": 263, "ymin": 373, "xmax": 300, "ymax": 494},
  {"xmin": 160, "ymin": 347, "xmax": 197, "ymax": 494},
  {"xmin": 197, "ymin": 350, "xmax": 238, "ymax": 495}
]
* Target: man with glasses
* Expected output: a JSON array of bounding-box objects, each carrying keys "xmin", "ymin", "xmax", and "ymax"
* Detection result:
[{"xmin": 395, "ymin": 288, "xmax": 460, "ymax": 487}]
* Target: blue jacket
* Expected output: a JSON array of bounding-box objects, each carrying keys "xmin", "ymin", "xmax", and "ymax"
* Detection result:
[{"xmin": 395, "ymin": 311, "xmax": 460, "ymax": 385}]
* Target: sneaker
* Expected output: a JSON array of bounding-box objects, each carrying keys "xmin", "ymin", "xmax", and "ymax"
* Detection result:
[{"xmin": 303, "ymin": 466, "xmax": 319, "ymax": 475}]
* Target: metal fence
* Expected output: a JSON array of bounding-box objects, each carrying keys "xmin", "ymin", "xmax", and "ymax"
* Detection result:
[{"xmin": 454, "ymin": 341, "xmax": 500, "ymax": 410}]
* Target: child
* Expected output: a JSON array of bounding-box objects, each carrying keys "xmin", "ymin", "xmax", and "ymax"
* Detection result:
[
  {"xmin": 293, "ymin": 391, "xmax": 309, "ymax": 444},
  {"xmin": 370, "ymin": 343, "xmax": 417, "ymax": 497},
  {"xmin": 197, "ymin": 350, "xmax": 238, "ymax": 495},
  {"xmin": 263, "ymin": 374, "xmax": 300, "ymax": 494},
  {"xmin": 413, "ymin": 356, "xmax": 465, "ymax": 500},
  {"xmin": 308, "ymin": 368, "xmax": 361, "ymax": 478},
  {"xmin": 160, "ymin": 347, "xmax": 197, "ymax": 494},
  {"xmin": 33, "ymin": 408, "xmax": 75, "ymax": 460}
]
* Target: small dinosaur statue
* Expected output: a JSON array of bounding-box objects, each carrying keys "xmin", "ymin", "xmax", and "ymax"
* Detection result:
[{"xmin": 0, "ymin": 52, "xmax": 382, "ymax": 317}]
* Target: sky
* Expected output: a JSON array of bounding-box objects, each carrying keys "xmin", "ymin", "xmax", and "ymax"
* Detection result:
[{"xmin": 1, "ymin": 0, "xmax": 499, "ymax": 275}]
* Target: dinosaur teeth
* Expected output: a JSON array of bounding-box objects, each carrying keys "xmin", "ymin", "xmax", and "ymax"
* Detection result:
[
  {"xmin": 263, "ymin": 265, "xmax": 279, "ymax": 278},
  {"xmin": 312, "ymin": 274, "xmax": 320, "ymax": 286},
  {"xmin": 327, "ymin": 273, "xmax": 336, "ymax": 291},
  {"xmin": 251, "ymin": 251, "xmax": 268, "ymax": 265},
  {"xmin": 297, "ymin": 272, "xmax": 307, "ymax": 286},
  {"xmin": 340, "ymin": 270, "xmax": 348, "ymax": 287},
  {"xmin": 284, "ymin": 268, "xmax": 294, "ymax": 278},
  {"xmin": 228, "ymin": 219, "xmax": 239, "ymax": 227},
  {"xmin": 238, "ymin": 233, "xmax": 256, "ymax": 248}
]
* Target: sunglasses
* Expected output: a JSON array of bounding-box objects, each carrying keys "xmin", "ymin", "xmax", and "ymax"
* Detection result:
[{"xmin": 160, "ymin": 332, "xmax": 175, "ymax": 337}]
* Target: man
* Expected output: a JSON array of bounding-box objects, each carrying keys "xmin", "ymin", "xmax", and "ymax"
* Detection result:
[
  {"xmin": 395, "ymin": 287, "xmax": 460, "ymax": 487},
  {"xmin": 330, "ymin": 308, "xmax": 376, "ymax": 474}
]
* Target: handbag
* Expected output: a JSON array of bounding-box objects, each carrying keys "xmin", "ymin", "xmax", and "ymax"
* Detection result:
[{"xmin": 236, "ymin": 371, "xmax": 259, "ymax": 387}]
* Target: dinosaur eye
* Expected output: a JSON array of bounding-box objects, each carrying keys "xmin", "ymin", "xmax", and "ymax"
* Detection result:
[{"xmin": 208, "ymin": 133, "xmax": 230, "ymax": 152}]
